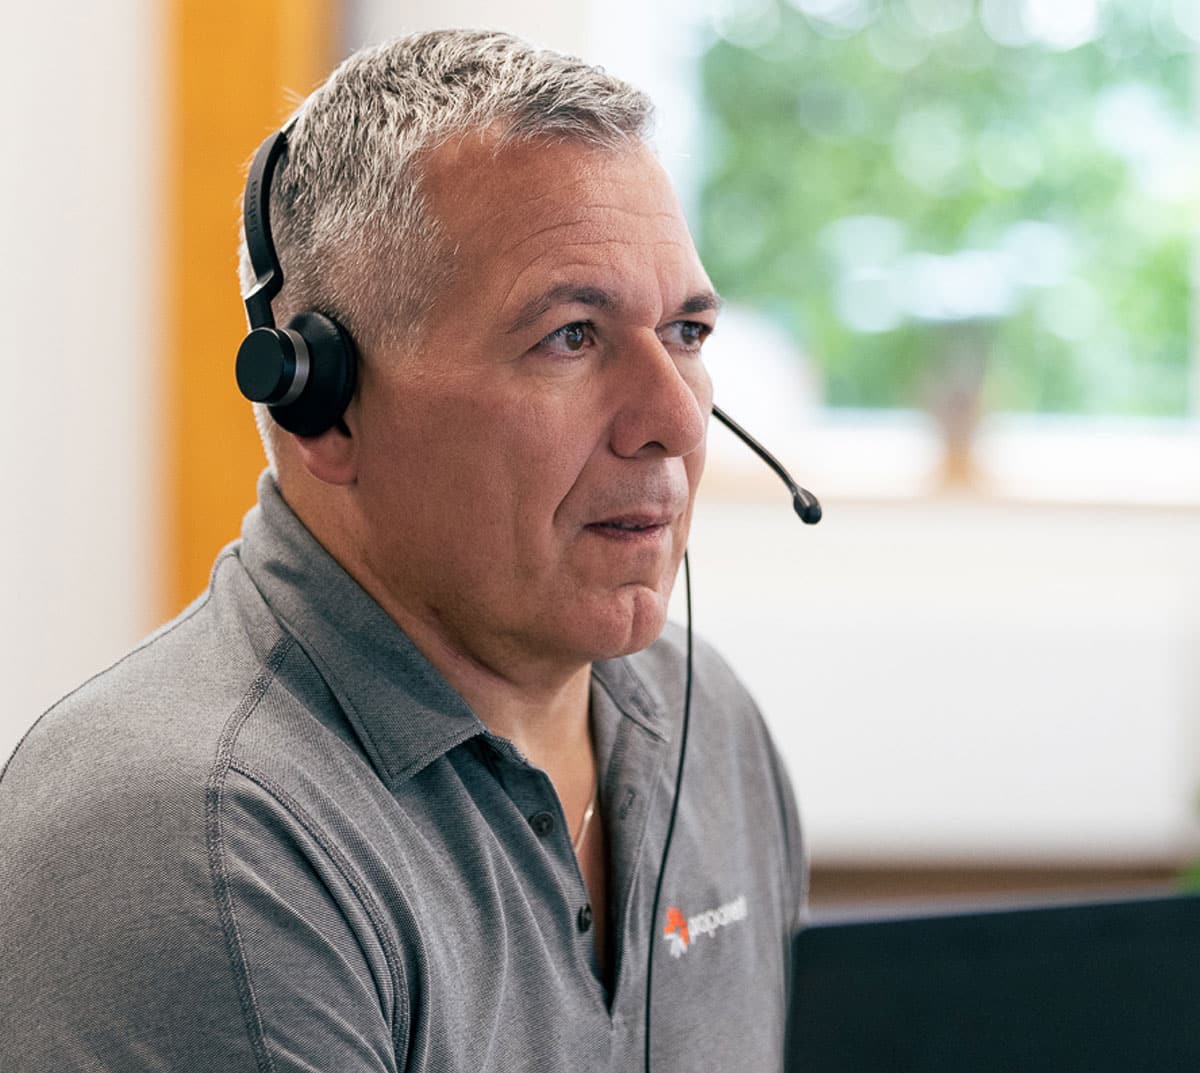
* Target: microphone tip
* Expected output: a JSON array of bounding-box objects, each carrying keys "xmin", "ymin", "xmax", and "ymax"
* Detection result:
[{"xmin": 792, "ymin": 494, "xmax": 822, "ymax": 525}]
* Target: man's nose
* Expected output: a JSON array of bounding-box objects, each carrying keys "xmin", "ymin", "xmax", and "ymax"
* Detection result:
[{"xmin": 609, "ymin": 331, "xmax": 710, "ymax": 459}]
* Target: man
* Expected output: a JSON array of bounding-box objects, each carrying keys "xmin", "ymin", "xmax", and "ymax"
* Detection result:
[{"xmin": 0, "ymin": 30, "xmax": 804, "ymax": 1072}]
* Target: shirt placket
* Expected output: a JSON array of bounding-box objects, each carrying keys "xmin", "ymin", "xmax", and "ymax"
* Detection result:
[{"xmin": 483, "ymin": 736, "xmax": 607, "ymax": 988}]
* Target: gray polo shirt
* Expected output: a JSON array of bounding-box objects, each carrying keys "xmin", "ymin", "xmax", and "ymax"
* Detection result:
[{"xmin": 0, "ymin": 474, "xmax": 805, "ymax": 1072}]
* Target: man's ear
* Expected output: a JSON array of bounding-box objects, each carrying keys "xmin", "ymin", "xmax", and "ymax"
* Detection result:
[{"xmin": 289, "ymin": 414, "xmax": 358, "ymax": 486}]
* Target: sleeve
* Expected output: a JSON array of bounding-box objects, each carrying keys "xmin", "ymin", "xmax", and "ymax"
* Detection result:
[
  {"xmin": 760, "ymin": 721, "xmax": 809, "ymax": 932},
  {"xmin": 690, "ymin": 630, "xmax": 809, "ymax": 931},
  {"xmin": 0, "ymin": 751, "xmax": 402, "ymax": 1072}
]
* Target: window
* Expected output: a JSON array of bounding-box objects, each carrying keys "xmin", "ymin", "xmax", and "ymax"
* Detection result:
[{"xmin": 697, "ymin": 0, "xmax": 1198, "ymax": 424}]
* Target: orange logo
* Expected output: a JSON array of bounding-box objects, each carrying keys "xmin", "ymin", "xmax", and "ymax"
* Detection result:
[
  {"xmin": 662, "ymin": 895, "xmax": 748, "ymax": 958},
  {"xmin": 663, "ymin": 906, "xmax": 691, "ymax": 957}
]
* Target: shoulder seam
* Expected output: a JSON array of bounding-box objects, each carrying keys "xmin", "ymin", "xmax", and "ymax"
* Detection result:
[
  {"xmin": 0, "ymin": 579, "xmax": 222, "ymax": 783},
  {"xmin": 204, "ymin": 633, "xmax": 293, "ymax": 1073},
  {"xmin": 226, "ymin": 758, "xmax": 414, "ymax": 1059}
]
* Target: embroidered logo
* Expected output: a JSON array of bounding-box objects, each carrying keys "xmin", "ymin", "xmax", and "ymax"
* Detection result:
[
  {"xmin": 662, "ymin": 894, "xmax": 748, "ymax": 958},
  {"xmin": 663, "ymin": 906, "xmax": 690, "ymax": 956}
]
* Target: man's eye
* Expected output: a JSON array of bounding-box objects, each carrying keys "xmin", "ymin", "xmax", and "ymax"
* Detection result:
[
  {"xmin": 664, "ymin": 321, "xmax": 712, "ymax": 351},
  {"xmin": 540, "ymin": 321, "xmax": 594, "ymax": 354}
]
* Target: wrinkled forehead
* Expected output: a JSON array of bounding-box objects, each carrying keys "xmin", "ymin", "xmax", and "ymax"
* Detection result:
[{"xmin": 420, "ymin": 131, "xmax": 709, "ymax": 315}]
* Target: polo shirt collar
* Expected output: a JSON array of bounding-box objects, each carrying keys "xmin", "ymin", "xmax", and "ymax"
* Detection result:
[{"xmin": 238, "ymin": 472, "xmax": 484, "ymax": 788}]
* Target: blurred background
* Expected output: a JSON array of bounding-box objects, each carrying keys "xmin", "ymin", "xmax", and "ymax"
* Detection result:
[{"xmin": 3, "ymin": 0, "xmax": 1199, "ymax": 907}]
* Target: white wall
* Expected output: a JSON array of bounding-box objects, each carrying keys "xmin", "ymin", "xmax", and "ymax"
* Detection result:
[
  {"xmin": 0, "ymin": 2, "xmax": 163, "ymax": 761},
  {"xmin": 675, "ymin": 495, "xmax": 1200, "ymax": 866}
]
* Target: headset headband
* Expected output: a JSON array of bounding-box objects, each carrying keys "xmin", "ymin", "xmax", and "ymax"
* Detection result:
[{"xmin": 241, "ymin": 117, "xmax": 298, "ymax": 330}]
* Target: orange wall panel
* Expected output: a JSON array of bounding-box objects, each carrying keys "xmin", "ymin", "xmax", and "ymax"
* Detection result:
[{"xmin": 165, "ymin": 0, "xmax": 336, "ymax": 617}]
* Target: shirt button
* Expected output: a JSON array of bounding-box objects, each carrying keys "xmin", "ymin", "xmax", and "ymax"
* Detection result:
[
  {"xmin": 577, "ymin": 904, "xmax": 593, "ymax": 933},
  {"xmin": 529, "ymin": 811, "xmax": 555, "ymax": 837}
]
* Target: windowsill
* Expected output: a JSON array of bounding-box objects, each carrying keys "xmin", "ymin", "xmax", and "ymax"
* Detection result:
[{"xmin": 704, "ymin": 409, "xmax": 1200, "ymax": 511}]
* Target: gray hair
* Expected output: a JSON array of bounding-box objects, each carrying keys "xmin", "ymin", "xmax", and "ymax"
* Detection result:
[{"xmin": 238, "ymin": 29, "xmax": 653, "ymax": 359}]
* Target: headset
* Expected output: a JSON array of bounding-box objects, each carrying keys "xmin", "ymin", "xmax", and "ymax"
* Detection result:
[
  {"xmin": 236, "ymin": 122, "xmax": 357, "ymax": 438},
  {"xmin": 236, "ymin": 122, "xmax": 821, "ymax": 1072}
]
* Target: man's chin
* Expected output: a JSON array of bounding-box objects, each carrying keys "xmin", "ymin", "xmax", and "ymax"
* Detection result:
[{"xmin": 581, "ymin": 586, "xmax": 671, "ymax": 661}]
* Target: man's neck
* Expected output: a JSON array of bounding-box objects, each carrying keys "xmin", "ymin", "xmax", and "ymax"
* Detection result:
[
  {"xmin": 283, "ymin": 477, "xmax": 595, "ymax": 769},
  {"xmin": 414, "ymin": 620, "xmax": 594, "ymax": 771}
]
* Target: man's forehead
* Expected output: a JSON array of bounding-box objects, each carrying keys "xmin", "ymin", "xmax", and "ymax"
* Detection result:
[
  {"xmin": 419, "ymin": 129, "xmax": 710, "ymax": 318},
  {"xmin": 422, "ymin": 129, "xmax": 681, "ymax": 242}
]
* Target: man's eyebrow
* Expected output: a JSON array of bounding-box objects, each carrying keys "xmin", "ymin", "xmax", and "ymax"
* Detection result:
[
  {"xmin": 505, "ymin": 284, "xmax": 615, "ymax": 335},
  {"xmin": 677, "ymin": 290, "xmax": 723, "ymax": 316},
  {"xmin": 505, "ymin": 286, "xmax": 724, "ymax": 335}
]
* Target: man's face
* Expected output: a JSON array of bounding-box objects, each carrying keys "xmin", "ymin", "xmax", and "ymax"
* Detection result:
[{"xmin": 349, "ymin": 133, "xmax": 716, "ymax": 679}]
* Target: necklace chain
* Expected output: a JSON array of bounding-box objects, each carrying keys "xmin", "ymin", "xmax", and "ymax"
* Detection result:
[{"xmin": 572, "ymin": 784, "xmax": 598, "ymax": 855}]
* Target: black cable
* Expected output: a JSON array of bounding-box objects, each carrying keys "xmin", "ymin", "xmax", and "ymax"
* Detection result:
[
  {"xmin": 641, "ymin": 408, "xmax": 816, "ymax": 1068},
  {"xmin": 644, "ymin": 550, "xmax": 693, "ymax": 1073}
]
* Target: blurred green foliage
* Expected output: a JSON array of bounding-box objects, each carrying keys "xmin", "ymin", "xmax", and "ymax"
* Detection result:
[
  {"xmin": 1181, "ymin": 860, "xmax": 1200, "ymax": 890},
  {"xmin": 698, "ymin": 0, "xmax": 1197, "ymax": 415}
]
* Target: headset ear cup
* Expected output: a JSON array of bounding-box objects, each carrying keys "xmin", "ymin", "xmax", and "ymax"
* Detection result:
[
  {"xmin": 267, "ymin": 311, "xmax": 358, "ymax": 437},
  {"xmin": 235, "ymin": 327, "xmax": 306, "ymax": 406}
]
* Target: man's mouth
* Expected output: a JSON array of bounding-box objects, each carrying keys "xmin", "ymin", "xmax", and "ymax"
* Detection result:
[
  {"xmin": 594, "ymin": 520, "xmax": 657, "ymax": 531},
  {"xmin": 584, "ymin": 514, "xmax": 672, "ymax": 539}
]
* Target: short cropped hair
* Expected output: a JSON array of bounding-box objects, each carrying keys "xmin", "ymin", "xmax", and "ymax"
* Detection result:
[{"xmin": 237, "ymin": 29, "xmax": 653, "ymax": 357}]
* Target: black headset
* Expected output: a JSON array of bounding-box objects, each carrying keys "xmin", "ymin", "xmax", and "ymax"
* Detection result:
[{"xmin": 235, "ymin": 122, "xmax": 357, "ymax": 437}]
